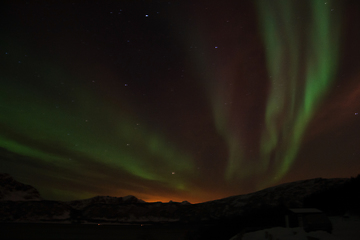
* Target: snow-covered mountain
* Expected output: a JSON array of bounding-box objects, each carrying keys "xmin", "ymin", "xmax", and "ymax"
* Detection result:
[
  {"xmin": 196, "ymin": 177, "xmax": 350, "ymax": 219},
  {"xmin": 68, "ymin": 195, "xmax": 146, "ymax": 210},
  {"xmin": 63, "ymin": 177, "xmax": 353, "ymax": 224},
  {"xmin": 0, "ymin": 173, "xmax": 41, "ymax": 201},
  {"xmin": 0, "ymin": 173, "xmax": 357, "ymax": 226}
]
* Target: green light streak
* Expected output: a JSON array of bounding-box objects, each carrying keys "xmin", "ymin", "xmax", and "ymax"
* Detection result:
[
  {"xmin": 180, "ymin": 19, "xmax": 247, "ymax": 182},
  {"xmin": 0, "ymin": 55, "xmax": 194, "ymax": 192},
  {"xmin": 0, "ymin": 136, "xmax": 64, "ymax": 163},
  {"xmin": 211, "ymin": 90, "xmax": 243, "ymax": 180},
  {"xmin": 257, "ymin": 0, "xmax": 341, "ymax": 183}
]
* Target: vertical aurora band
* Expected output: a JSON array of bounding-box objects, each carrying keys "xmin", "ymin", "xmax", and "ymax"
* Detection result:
[{"xmin": 256, "ymin": 0, "xmax": 341, "ymax": 183}]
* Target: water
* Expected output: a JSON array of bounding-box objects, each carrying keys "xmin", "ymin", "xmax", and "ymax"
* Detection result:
[{"xmin": 0, "ymin": 223, "xmax": 195, "ymax": 240}]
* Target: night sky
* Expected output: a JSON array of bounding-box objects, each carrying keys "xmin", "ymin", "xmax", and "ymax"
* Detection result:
[{"xmin": 1, "ymin": 0, "xmax": 360, "ymax": 203}]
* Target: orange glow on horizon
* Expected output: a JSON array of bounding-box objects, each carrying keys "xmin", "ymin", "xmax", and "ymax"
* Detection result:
[{"xmin": 136, "ymin": 192, "xmax": 232, "ymax": 204}]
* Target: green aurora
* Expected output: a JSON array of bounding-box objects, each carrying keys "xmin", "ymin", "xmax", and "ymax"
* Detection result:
[
  {"xmin": 0, "ymin": 46, "xmax": 195, "ymax": 201},
  {"xmin": 1, "ymin": 1, "xmax": 359, "ymax": 203},
  {"xmin": 255, "ymin": 0, "xmax": 341, "ymax": 186}
]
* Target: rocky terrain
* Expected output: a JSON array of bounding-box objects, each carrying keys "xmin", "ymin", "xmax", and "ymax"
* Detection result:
[{"xmin": 0, "ymin": 173, "xmax": 41, "ymax": 201}]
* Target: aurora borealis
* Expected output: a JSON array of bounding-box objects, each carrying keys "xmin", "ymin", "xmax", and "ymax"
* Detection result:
[
  {"xmin": 1, "ymin": 0, "xmax": 360, "ymax": 203},
  {"xmin": 257, "ymin": 0, "xmax": 342, "ymax": 187}
]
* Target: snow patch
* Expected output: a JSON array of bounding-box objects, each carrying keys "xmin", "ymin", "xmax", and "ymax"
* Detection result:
[
  {"xmin": 330, "ymin": 216, "xmax": 360, "ymax": 240},
  {"xmin": 0, "ymin": 191, "xmax": 41, "ymax": 201}
]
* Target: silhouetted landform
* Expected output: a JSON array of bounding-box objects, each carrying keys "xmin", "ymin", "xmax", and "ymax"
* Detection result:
[
  {"xmin": 0, "ymin": 173, "xmax": 41, "ymax": 201},
  {"xmin": 1, "ymin": 173, "xmax": 359, "ymax": 233}
]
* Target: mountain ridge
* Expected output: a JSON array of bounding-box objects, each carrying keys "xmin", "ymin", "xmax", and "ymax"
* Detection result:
[
  {"xmin": 0, "ymin": 173, "xmax": 358, "ymax": 225},
  {"xmin": 0, "ymin": 173, "xmax": 41, "ymax": 201}
]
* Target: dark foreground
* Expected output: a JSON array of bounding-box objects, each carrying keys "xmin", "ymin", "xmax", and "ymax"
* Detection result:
[
  {"xmin": 0, "ymin": 223, "xmax": 243, "ymax": 240},
  {"xmin": 0, "ymin": 223, "xmax": 191, "ymax": 240}
]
